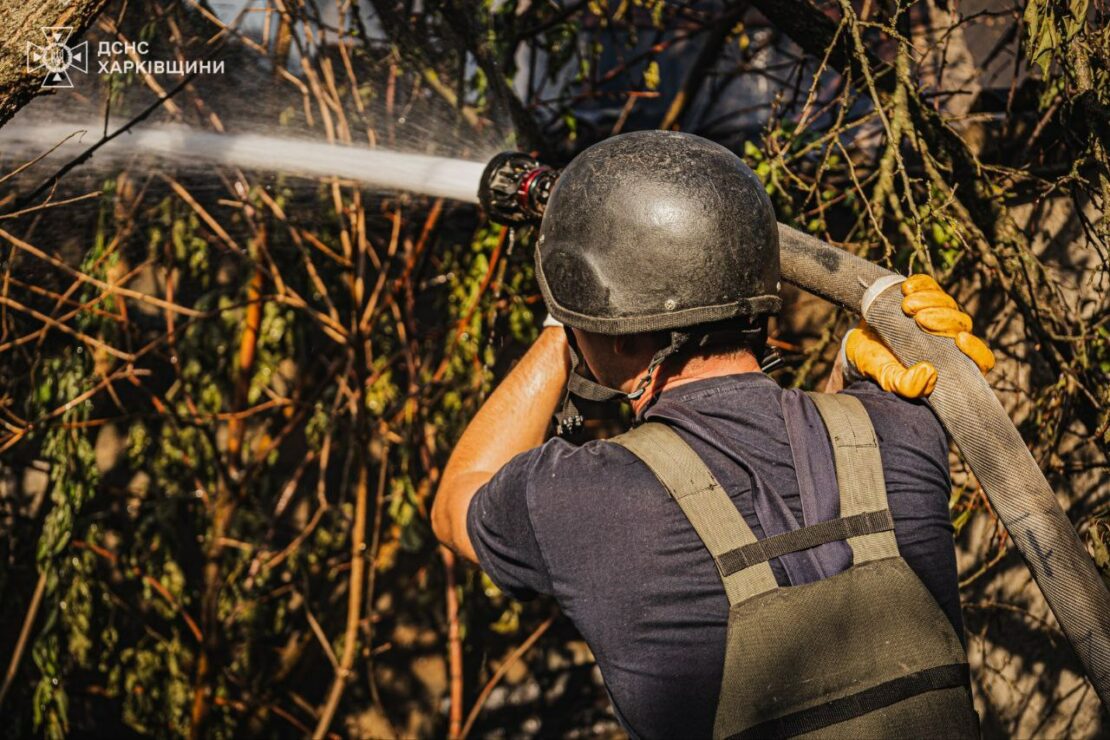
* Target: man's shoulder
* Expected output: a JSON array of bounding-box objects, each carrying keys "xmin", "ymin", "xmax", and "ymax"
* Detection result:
[
  {"xmin": 841, "ymin": 382, "xmax": 946, "ymax": 438},
  {"xmin": 500, "ymin": 434, "xmax": 671, "ymax": 550},
  {"xmin": 514, "ymin": 434, "xmax": 647, "ymax": 497},
  {"xmin": 838, "ymin": 382, "xmax": 951, "ymax": 483},
  {"xmin": 476, "ymin": 435, "xmax": 649, "ymax": 532},
  {"xmin": 467, "ymin": 436, "xmax": 641, "ymax": 601}
]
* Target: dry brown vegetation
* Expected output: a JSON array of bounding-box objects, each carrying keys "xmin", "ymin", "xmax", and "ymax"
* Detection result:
[{"xmin": 0, "ymin": 0, "xmax": 1107, "ymax": 737}]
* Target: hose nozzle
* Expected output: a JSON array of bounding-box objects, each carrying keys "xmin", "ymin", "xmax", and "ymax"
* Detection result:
[{"xmin": 478, "ymin": 152, "xmax": 557, "ymax": 225}]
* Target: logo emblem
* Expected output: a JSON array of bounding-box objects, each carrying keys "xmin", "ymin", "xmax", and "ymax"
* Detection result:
[{"xmin": 26, "ymin": 27, "xmax": 88, "ymax": 88}]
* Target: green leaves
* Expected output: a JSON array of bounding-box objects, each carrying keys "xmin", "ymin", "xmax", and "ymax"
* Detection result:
[
  {"xmin": 37, "ymin": 502, "xmax": 74, "ymax": 564},
  {"xmin": 32, "ymin": 634, "xmax": 68, "ymax": 739},
  {"xmin": 1024, "ymin": 0, "xmax": 1090, "ymax": 76},
  {"xmin": 28, "ymin": 350, "xmax": 100, "ymax": 736},
  {"xmin": 116, "ymin": 642, "xmax": 192, "ymax": 736},
  {"xmin": 1091, "ymin": 519, "xmax": 1110, "ymax": 589}
]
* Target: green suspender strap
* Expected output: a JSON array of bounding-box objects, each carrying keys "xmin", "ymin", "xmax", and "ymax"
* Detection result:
[
  {"xmin": 805, "ymin": 392, "xmax": 899, "ymax": 564},
  {"xmin": 612, "ymin": 393, "xmax": 899, "ymax": 606},
  {"xmin": 617, "ymin": 397, "xmax": 977, "ymax": 740},
  {"xmin": 613, "ymin": 423, "xmax": 779, "ymax": 605}
]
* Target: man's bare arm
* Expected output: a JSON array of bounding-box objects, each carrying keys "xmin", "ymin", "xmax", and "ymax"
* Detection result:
[{"xmin": 431, "ymin": 327, "xmax": 571, "ymax": 562}]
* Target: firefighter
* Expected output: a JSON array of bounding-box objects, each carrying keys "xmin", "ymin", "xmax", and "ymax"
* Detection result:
[{"xmin": 432, "ymin": 131, "xmax": 993, "ymax": 739}]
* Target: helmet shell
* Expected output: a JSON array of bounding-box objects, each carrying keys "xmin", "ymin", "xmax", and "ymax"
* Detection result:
[{"xmin": 536, "ymin": 130, "xmax": 781, "ymax": 334}]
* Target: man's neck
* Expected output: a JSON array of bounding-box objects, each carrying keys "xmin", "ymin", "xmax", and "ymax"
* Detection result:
[{"xmin": 631, "ymin": 352, "xmax": 761, "ymax": 415}]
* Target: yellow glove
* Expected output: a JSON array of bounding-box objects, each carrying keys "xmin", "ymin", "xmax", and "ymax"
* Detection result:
[
  {"xmin": 844, "ymin": 321, "xmax": 939, "ymax": 397},
  {"xmin": 900, "ymin": 274, "xmax": 995, "ymax": 374},
  {"xmin": 842, "ymin": 275, "xmax": 995, "ymax": 399}
]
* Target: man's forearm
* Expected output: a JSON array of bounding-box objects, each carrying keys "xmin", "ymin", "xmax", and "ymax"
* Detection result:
[{"xmin": 431, "ymin": 327, "xmax": 571, "ymax": 561}]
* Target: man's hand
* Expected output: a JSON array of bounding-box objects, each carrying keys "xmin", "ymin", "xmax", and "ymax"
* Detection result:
[
  {"xmin": 841, "ymin": 275, "xmax": 995, "ymax": 399},
  {"xmin": 899, "ymin": 274, "xmax": 995, "ymax": 372}
]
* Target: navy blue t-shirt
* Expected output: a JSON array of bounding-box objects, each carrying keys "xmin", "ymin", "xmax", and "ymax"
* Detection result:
[{"xmin": 466, "ymin": 373, "xmax": 961, "ymax": 739}]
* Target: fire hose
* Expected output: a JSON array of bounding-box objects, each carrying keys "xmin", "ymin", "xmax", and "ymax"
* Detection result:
[{"xmin": 475, "ymin": 152, "xmax": 1110, "ymax": 706}]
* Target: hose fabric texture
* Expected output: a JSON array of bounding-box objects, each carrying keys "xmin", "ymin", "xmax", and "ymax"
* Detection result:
[{"xmin": 777, "ymin": 224, "xmax": 1110, "ymax": 707}]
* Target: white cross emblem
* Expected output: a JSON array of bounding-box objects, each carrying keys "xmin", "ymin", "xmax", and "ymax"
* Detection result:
[{"xmin": 26, "ymin": 27, "xmax": 89, "ymax": 89}]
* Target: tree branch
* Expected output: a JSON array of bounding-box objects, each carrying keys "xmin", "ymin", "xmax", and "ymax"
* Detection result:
[{"xmin": 0, "ymin": 0, "xmax": 108, "ymax": 128}]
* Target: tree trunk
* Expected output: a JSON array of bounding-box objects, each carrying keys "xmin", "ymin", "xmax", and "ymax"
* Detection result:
[{"xmin": 0, "ymin": 0, "xmax": 107, "ymax": 128}]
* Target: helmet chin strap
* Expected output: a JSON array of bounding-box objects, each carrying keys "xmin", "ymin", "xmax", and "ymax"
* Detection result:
[
  {"xmin": 556, "ymin": 329, "xmax": 705, "ymax": 438},
  {"xmin": 555, "ymin": 323, "xmax": 774, "ymax": 438}
]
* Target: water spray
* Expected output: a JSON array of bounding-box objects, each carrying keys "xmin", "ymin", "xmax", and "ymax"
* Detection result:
[{"xmin": 0, "ymin": 122, "xmax": 490, "ymax": 203}]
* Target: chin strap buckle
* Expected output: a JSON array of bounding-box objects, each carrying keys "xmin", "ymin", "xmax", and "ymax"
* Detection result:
[
  {"xmin": 760, "ymin": 349, "xmax": 784, "ymax": 374},
  {"xmin": 556, "ymin": 413, "xmax": 584, "ymax": 438}
]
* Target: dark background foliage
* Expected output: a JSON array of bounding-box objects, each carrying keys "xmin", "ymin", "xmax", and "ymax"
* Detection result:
[{"xmin": 0, "ymin": 0, "xmax": 1107, "ymax": 737}]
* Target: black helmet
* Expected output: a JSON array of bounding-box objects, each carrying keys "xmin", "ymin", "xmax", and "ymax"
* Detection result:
[{"xmin": 535, "ymin": 130, "xmax": 781, "ymax": 335}]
